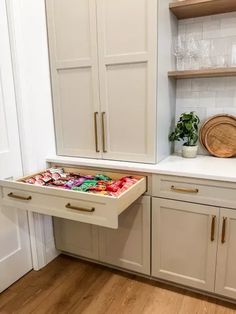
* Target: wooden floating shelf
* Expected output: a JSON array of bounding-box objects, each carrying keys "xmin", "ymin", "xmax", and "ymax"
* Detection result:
[
  {"xmin": 168, "ymin": 68, "xmax": 236, "ymax": 79},
  {"xmin": 169, "ymin": 0, "xmax": 236, "ymax": 19}
]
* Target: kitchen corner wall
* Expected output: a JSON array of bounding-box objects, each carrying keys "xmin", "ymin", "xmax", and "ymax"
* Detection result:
[{"xmin": 175, "ymin": 12, "xmax": 236, "ymax": 154}]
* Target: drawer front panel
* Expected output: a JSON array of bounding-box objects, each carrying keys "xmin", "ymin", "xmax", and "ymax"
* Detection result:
[
  {"xmin": 1, "ymin": 187, "xmax": 118, "ymax": 228},
  {"xmin": 152, "ymin": 175, "xmax": 236, "ymax": 209},
  {"xmin": 0, "ymin": 167, "xmax": 147, "ymax": 229}
]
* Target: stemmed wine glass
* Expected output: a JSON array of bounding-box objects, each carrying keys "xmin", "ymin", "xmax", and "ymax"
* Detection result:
[
  {"xmin": 185, "ymin": 36, "xmax": 200, "ymax": 70},
  {"xmin": 172, "ymin": 35, "xmax": 186, "ymax": 71}
]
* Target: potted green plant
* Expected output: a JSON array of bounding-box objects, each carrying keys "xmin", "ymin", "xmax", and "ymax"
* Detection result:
[{"xmin": 169, "ymin": 111, "xmax": 200, "ymax": 158}]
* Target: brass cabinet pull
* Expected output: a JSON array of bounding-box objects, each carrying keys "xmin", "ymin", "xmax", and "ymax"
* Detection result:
[
  {"xmin": 65, "ymin": 203, "xmax": 95, "ymax": 213},
  {"xmin": 101, "ymin": 112, "xmax": 107, "ymax": 153},
  {"xmin": 171, "ymin": 186, "xmax": 199, "ymax": 193},
  {"xmin": 8, "ymin": 192, "xmax": 32, "ymax": 201},
  {"xmin": 94, "ymin": 112, "xmax": 100, "ymax": 152},
  {"xmin": 211, "ymin": 215, "xmax": 216, "ymax": 242},
  {"xmin": 221, "ymin": 217, "xmax": 227, "ymax": 244}
]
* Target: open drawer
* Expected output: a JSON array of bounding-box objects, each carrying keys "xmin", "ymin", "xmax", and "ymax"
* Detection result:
[{"xmin": 0, "ymin": 166, "xmax": 146, "ymax": 229}]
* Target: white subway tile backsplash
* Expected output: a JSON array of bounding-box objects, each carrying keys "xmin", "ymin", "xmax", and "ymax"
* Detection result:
[
  {"xmin": 191, "ymin": 78, "xmax": 209, "ymax": 91},
  {"xmin": 220, "ymin": 16, "xmax": 236, "ymax": 37},
  {"xmin": 199, "ymin": 92, "xmax": 216, "ymax": 108},
  {"xmin": 203, "ymin": 20, "xmax": 221, "ymax": 39},
  {"xmin": 186, "ymin": 22, "xmax": 203, "ymax": 39},
  {"xmin": 176, "ymin": 79, "xmax": 192, "ymax": 92},
  {"xmin": 215, "ymin": 91, "xmax": 235, "ymax": 108}
]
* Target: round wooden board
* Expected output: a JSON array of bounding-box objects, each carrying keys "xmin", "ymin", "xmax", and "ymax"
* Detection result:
[
  {"xmin": 204, "ymin": 121, "xmax": 236, "ymax": 158},
  {"xmin": 200, "ymin": 114, "xmax": 236, "ymax": 149}
]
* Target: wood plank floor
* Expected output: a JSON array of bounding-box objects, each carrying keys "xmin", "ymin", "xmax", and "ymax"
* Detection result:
[{"xmin": 1, "ymin": 255, "xmax": 236, "ymax": 314}]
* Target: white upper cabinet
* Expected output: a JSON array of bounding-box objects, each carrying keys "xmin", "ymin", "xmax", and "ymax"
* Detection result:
[
  {"xmin": 96, "ymin": 0, "xmax": 157, "ymax": 163},
  {"xmin": 46, "ymin": 0, "xmax": 101, "ymax": 158},
  {"xmin": 46, "ymin": 0, "xmax": 157, "ymax": 163}
]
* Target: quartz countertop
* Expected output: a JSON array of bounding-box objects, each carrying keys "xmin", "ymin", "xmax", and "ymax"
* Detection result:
[{"xmin": 46, "ymin": 154, "xmax": 236, "ymax": 183}]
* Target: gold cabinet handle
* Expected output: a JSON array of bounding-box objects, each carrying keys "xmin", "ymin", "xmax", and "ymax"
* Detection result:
[
  {"xmin": 8, "ymin": 192, "xmax": 32, "ymax": 201},
  {"xmin": 101, "ymin": 112, "xmax": 107, "ymax": 153},
  {"xmin": 221, "ymin": 217, "xmax": 227, "ymax": 244},
  {"xmin": 94, "ymin": 112, "xmax": 100, "ymax": 153},
  {"xmin": 211, "ymin": 215, "xmax": 216, "ymax": 242},
  {"xmin": 171, "ymin": 186, "xmax": 199, "ymax": 193},
  {"xmin": 65, "ymin": 203, "xmax": 95, "ymax": 213}
]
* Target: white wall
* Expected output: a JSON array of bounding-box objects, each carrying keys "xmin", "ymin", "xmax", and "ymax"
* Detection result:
[
  {"xmin": 6, "ymin": 0, "xmax": 58, "ymax": 266},
  {"xmin": 175, "ymin": 12, "xmax": 236, "ymax": 154},
  {"xmin": 156, "ymin": 0, "xmax": 177, "ymax": 161}
]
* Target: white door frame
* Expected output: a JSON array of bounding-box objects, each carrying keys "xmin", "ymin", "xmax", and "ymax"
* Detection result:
[{"xmin": 5, "ymin": 0, "xmax": 58, "ymax": 270}]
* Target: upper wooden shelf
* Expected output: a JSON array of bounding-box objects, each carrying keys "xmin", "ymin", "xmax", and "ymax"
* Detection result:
[
  {"xmin": 169, "ymin": 0, "xmax": 236, "ymax": 19},
  {"xmin": 168, "ymin": 67, "xmax": 236, "ymax": 79}
]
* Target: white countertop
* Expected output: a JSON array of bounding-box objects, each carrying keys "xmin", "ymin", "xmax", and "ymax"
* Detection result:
[{"xmin": 46, "ymin": 154, "xmax": 236, "ymax": 183}]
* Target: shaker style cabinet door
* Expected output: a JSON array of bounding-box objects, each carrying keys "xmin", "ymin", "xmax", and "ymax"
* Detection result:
[
  {"xmin": 152, "ymin": 198, "xmax": 219, "ymax": 292},
  {"xmin": 53, "ymin": 217, "xmax": 99, "ymax": 260},
  {"xmin": 215, "ymin": 209, "xmax": 236, "ymax": 299},
  {"xmin": 96, "ymin": 0, "xmax": 157, "ymax": 163},
  {"xmin": 99, "ymin": 196, "xmax": 151, "ymax": 275},
  {"xmin": 46, "ymin": 0, "xmax": 102, "ymax": 158}
]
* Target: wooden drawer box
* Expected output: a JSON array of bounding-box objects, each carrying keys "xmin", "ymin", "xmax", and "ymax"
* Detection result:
[
  {"xmin": 152, "ymin": 175, "xmax": 236, "ymax": 209},
  {"xmin": 0, "ymin": 167, "xmax": 146, "ymax": 229}
]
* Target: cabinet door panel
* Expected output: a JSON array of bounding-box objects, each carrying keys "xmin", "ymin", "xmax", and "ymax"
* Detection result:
[
  {"xmin": 96, "ymin": 0, "xmax": 157, "ymax": 163},
  {"xmin": 100, "ymin": 0, "xmax": 147, "ymax": 55},
  {"xmin": 99, "ymin": 196, "xmax": 150, "ymax": 275},
  {"xmin": 215, "ymin": 209, "xmax": 236, "ymax": 299},
  {"xmin": 46, "ymin": 0, "xmax": 101, "ymax": 158},
  {"xmin": 51, "ymin": 0, "xmax": 91, "ymax": 61},
  {"xmin": 152, "ymin": 198, "xmax": 218, "ymax": 292},
  {"xmin": 56, "ymin": 68, "xmax": 97, "ymax": 154},
  {"xmin": 53, "ymin": 217, "xmax": 99, "ymax": 260},
  {"xmin": 105, "ymin": 63, "xmax": 147, "ymax": 155}
]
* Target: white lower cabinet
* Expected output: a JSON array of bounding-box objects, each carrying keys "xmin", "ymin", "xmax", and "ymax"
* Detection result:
[
  {"xmin": 99, "ymin": 196, "xmax": 150, "ymax": 275},
  {"xmin": 53, "ymin": 218, "xmax": 99, "ymax": 260},
  {"xmin": 152, "ymin": 198, "xmax": 219, "ymax": 292},
  {"xmin": 54, "ymin": 196, "xmax": 151, "ymax": 275},
  {"xmin": 215, "ymin": 209, "xmax": 236, "ymax": 299}
]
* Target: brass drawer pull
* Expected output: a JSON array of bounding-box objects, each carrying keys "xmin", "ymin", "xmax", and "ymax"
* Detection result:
[
  {"xmin": 8, "ymin": 192, "xmax": 32, "ymax": 201},
  {"xmin": 221, "ymin": 217, "xmax": 227, "ymax": 244},
  {"xmin": 211, "ymin": 215, "xmax": 216, "ymax": 242},
  {"xmin": 171, "ymin": 186, "xmax": 199, "ymax": 193},
  {"xmin": 65, "ymin": 203, "xmax": 95, "ymax": 213},
  {"xmin": 101, "ymin": 112, "xmax": 107, "ymax": 153},
  {"xmin": 94, "ymin": 112, "xmax": 100, "ymax": 153}
]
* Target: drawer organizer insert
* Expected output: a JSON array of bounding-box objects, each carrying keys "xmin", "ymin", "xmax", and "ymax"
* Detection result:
[{"xmin": 0, "ymin": 166, "xmax": 146, "ymax": 228}]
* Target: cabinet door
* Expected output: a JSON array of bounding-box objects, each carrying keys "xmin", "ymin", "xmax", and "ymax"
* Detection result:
[
  {"xmin": 46, "ymin": 0, "xmax": 101, "ymax": 158},
  {"xmin": 215, "ymin": 209, "xmax": 236, "ymax": 299},
  {"xmin": 152, "ymin": 198, "xmax": 219, "ymax": 292},
  {"xmin": 53, "ymin": 218, "xmax": 99, "ymax": 260},
  {"xmin": 96, "ymin": 0, "xmax": 157, "ymax": 163},
  {"xmin": 99, "ymin": 196, "xmax": 150, "ymax": 275}
]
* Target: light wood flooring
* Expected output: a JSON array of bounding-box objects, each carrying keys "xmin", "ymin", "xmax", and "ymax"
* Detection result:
[{"xmin": 0, "ymin": 255, "xmax": 236, "ymax": 314}]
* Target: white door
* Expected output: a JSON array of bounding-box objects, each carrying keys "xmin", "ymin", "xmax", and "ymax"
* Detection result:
[
  {"xmin": 152, "ymin": 198, "xmax": 219, "ymax": 292},
  {"xmin": 215, "ymin": 208, "xmax": 236, "ymax": 299},
  {"xmin": 46, "ymin": 0, "xmax": 102, "ymax": 159},
  {"xmin": 99, "ymin": 196, "xmax": 150, "ymax": 275},
  {"xmin": 0, "ymin": 0, "xmax": 32, "ymax": 292},
  {"xmin": 96, "ymin": 0, "xmax": 157, "ymax": 163}
]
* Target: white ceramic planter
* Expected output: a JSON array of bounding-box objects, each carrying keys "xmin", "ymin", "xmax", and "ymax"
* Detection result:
[{"xmin": 182, "ymin": 145, "xmax": 198, "ymax": 158}]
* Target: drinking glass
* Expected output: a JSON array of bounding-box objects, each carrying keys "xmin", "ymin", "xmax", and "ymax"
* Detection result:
[
  {"xmin": 172, "ymin": 35, "xmax": 185, "ymax": 71},
  {"xmin": 185, "ymin": 36, "xmax": 200, "ymax": 70},
  {"xmin": 199, "ymin": 40, "xmax": 212, "ymax": 69},
  {"xmin": 231, "ymin": 44, "xmax": 236, "ymax": 67}
]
